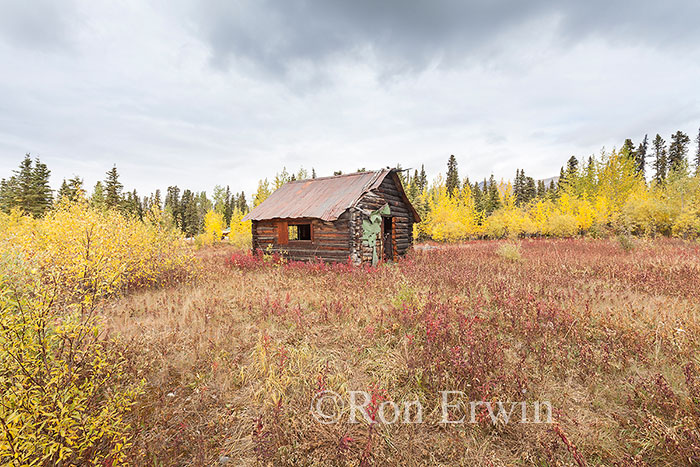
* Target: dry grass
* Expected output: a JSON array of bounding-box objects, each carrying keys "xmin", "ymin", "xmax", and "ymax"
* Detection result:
[{"xmin": 101, "ymin": 239, "xmax": 700, "ymax": 466}]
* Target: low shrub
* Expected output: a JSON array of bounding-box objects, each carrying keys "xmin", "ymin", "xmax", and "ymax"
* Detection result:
[
  {"xmin": 495, "ymin": 242, "xmax": 522, "ymax": 261},
  {"xmin": 672, "ymin": 209, "xmax": 700, "ymax": 239},
  {"xmin": 616, "ymin": 234, "xmax": 635, "ymax": 252},
  {"xmin": 0, "ymin": 252, "xmax": 143, "ymax": 465},
  {"xmin": 545, "ymin": 212, "xmax": 579, "ymax": 237}
]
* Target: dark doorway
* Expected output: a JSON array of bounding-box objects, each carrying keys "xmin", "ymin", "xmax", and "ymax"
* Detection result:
[{"xmin": 383, "ymin": 217, "xmax": 393, "ymax": 261}]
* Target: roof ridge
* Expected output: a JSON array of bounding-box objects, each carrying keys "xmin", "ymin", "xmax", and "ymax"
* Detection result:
[{"xmin": 287, "ymin": 170, "xmax": 382, "ymax": 184}]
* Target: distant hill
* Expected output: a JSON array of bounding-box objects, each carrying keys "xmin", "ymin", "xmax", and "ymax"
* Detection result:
[{"xmin": 538, "ymin": 176, "xmax": 560, "ymax": 187}]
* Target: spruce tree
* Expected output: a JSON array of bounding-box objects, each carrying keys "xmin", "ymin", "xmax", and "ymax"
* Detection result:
[
  {"xmin": 652, "ymin": 134, "xmax": 667, "ymax": 184},
  {"xmin": 472, "ymin": 181, "xmax": 483, "ymax": 211},
  {"xmin": 222, "ymin": 186, "xmax": 233, "ymax": 225},
  {"xmin": 419, "ymin": 164, "xmax": 427, "ymax": 191},
  {"xmin": 0, "ymin": 176, "xmax": 19, "ymax": 213},
  {"xmin": 0, "ymin": 154, "xmax": 52, "ymax": 216},
  {"xmin": 237, "ymin": 192, "xmax": 248, "ymax": 213},
  {"xmin": 91, "ymin": 182, "xmax": 106, "ymax": 210},
  {"xmin": 142, "ymin": 195, "xmax": 150, "ymax": 215},
  {"xmin": 58, "ymin": 177, "xmax": 83, "ymax": 202},
  {"xmin": 131, "ymin": 189, "xmax": 143, "ymax": 220},
  {"xmin": 58, "ymin": 180, "xmax": 71, "ymax": 201},
  {"xmin": 32, "ymin": 158, "xmax": 53, "ymax": 215},
  {"xmin": 537, "ymin": 180, "xmax": 546, "ymax": 198},
  {"xmin": 566, "ymin": 156, "xmax": 579, "ymax": 177},
  {"xmin": 15, "ymin": 155, "xmax": 35, "ymax": 211},
  {"xmin": 524, "ymin": 176, "xmax": 536, "ymax": 203},
  {"xmin": 695, "ymin": 127, "xmax": 700, "ymax": 176},
  {"xmin": 123, "ymin": 191, "xmax": 139, "ymax": 218},
  {"xmin": 668, "ymin": 130, "xmax": 691, "ymax": 174},
  {"xmin": 622, "ymin": 139, "xmax": 635, "ymax": 157},
  {"xmin": 179, "ymin": 189, "xmax": 198, "ymax": 237},
  {"xmin": 556, "ymin": 166, "xmax": 566, "ymax": 195},
  {"xmin": 635, "ymin": 135, "xmax": 648, "ymax": 177},
  {"xmin": 486, "ymin": 175, "xmax": 501, "ymax": 215},
  {"xmin": 446, "ymin": 155, "xmax": 459, "ymax": 196},
  {"xmin": 104, "ymin": 165, "xmax": 123, "ymax": 209},
  {"xmin": 408, "ymin": 170, "xmax": 419, "ymax": 201},
  {"xmin": 152, "ymin": 189, "xmax": 162, "ymax": 210},
  {"xmin": 513, "ymin": 169, "xmax": 523, "ymax": 206},
  {"xmin": 165, "ymin": 186, "xmax": 181, "ymax": 229}
]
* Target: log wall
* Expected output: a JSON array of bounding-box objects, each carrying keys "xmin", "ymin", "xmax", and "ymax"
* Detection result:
[
  {"xmin": 251, "ymin": 213, "xmax": 352, "ymax": 263},
  {"xmin": 351, "ymin": 172, "xmax": 415, "ymax": 263}
]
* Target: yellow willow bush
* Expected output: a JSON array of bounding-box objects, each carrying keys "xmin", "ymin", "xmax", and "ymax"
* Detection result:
[
  {"xmin": 620, "ymin": 187, "xmax": 676, "ymax": 236},
  {"xmin": 483, "ymin": 207, "xmax": 535, "ymax": 238},
  {"xmin": 0, "ymin": 200, "xmax": 194, "ymax": 302},
  {"xmin": 670, "ymin": 179, "xmax": 700, "ymax": 239},
  {"xmin": 672, "ymin": 208, "xmax": 700, "ymax": 238},
  {"xmin": 0, "ymin": 254, "xmax": 142, "ymax": 465},
  {"xmin": 422, "ymin": 185, "xmax": 481, "ymax": 241},
  {"xmin": 196, "ymin": 209, "xmax": 225, "ymax": 247},
  {"xmin": 228, "ymin": 208, "xmax": 252, "ymax": 250},
  {"xmin": 545, "ymin": 211, "xmax": 579, "ymax": 237},
  {"xmin": 0, "ymin": 201, "xmax": 193, "ymax": 464}
]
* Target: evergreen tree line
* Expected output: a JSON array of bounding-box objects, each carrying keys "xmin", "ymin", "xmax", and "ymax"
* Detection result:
[
  {"xmin": 3, "ymin": 126, "xmax": 698, "ymax": 240},
  {"xmin": 0, "ymin": 156, "xmax": 249, "ymax": 238},
  {"xmin": 398, "ymin": 127, "xmax": 700, "ymax": 240},
  {"xmin": 401, "ymin": 128, "xmax": 700, "ymax": 227}
]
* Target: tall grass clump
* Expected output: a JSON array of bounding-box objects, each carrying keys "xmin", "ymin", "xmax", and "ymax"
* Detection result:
[{"xmin": 495, "ymin": 242, "xmax": 522, "ymax": 261}]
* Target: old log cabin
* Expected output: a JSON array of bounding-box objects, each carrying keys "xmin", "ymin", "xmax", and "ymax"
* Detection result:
[{"xmin": 242, "ymin": 169, "xmax": 421, "ymax": 264}]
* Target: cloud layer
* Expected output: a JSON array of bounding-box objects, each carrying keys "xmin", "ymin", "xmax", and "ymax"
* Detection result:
[{"xmin": 1, "ymin": 0, "xmax": 699, "ymax": 196}]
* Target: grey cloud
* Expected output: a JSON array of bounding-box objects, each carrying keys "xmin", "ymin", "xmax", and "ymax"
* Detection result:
[
  {"xmin": 0, "ymin": 0, "xmax": 78, "ymax": 50},
  {"xmin": 189, "ymin": 0, "xmax": 700, "ymax": 78},
  {"xmin": 0, "ymin": 0, "xmax": 699, "ymax": 197}
]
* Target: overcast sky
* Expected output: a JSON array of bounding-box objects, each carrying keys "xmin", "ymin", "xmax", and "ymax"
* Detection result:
[{"xmin": 1, "ymin": 0, "xmax": 699, "ymax": 197}]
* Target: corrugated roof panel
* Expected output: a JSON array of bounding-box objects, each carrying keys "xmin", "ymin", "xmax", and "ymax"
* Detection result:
[{"xmin": 243, "ymin": 169, "xmax": 390, "ymax": 221}]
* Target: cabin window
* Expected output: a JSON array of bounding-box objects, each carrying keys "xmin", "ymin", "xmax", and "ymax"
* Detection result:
[{"xmin": 288, "ymin": 223, "xmax": 312, "ymax": 241}]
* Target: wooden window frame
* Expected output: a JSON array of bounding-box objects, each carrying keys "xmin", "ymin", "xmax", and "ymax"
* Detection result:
[
  {"xmin": 289, "ymin": 223, "xmax": 313, "ymax": 242},
  {"xmin": 277, "ymin": 220, "xmax": 313, "ymax": 245}
]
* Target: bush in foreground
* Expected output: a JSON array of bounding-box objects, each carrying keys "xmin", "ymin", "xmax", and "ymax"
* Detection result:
[{"xmin": 0, "ymin": 201, "xmax": 194, "ymax": 465}]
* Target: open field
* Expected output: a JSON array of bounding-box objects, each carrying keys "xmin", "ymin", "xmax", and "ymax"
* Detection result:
[{"xmin": 102, "ymin": 238, "xmax": 700, "ymax": 465}]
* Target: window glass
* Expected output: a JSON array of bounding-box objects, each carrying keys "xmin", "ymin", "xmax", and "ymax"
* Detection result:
[{"xmin": 288, "ymin": 224, "xmax": 311, "ymax": 240}]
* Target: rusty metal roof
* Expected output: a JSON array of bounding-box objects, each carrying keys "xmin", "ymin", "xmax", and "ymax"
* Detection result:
[{"xmin": 243, "ymin": 169, "xmax": 392, "ymax": 222}]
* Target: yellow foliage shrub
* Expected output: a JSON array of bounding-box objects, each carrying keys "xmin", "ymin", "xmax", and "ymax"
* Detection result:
[
  {"xmin": 228, "ymin": 208, "xmax": 252, "ymax": 250},
  {"xmin": 0, "ymin": 200, "xmax": 194, "ymax": 301},
  {"xmin": 0, "ymin": 257, "xmax": 143, "ymax": 464},
  {"xmin": 545, "ymin": 212, "xmax": 579, "ymax": 237},
  {"xmin": 423, "ymin": 186, "xmax": 480, "ymax": 241},
  {"xmin": 0, "ymin": 200, "xmax": 195, "ymax": 464},
  {"xmin": 529, "ymin": 199, "xmax": 555, "ymax": 235},
  {"xmin": 484, "ymin": 207, "xmax": 535, "ymax": 239},
  {"xmin": 621, "ymin": 189, "xmax": 675, "ymax": 236},
  {"xmin": 672, "ymin": 209, "xmax": 700, "ymax": 239},
  {"xmin": 197, "ymin": 209, "xmax": 226, "ymax": 248}
]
